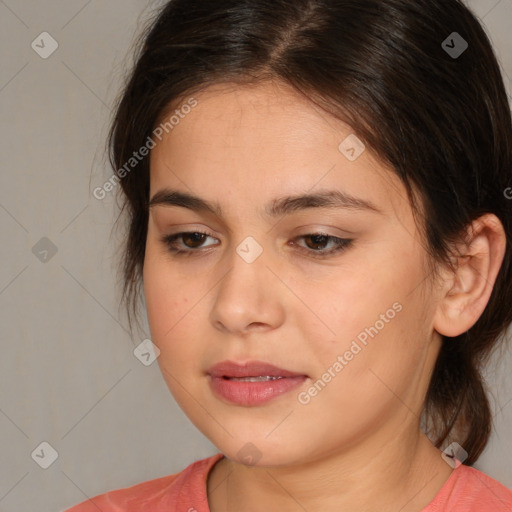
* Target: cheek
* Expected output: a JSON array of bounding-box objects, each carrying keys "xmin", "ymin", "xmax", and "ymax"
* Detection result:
[
  {"xmin": 302, "ymin": 253, "xmax": 429, "ymax": 395},
  {"xmin": 324, "ymin": 301, "xmax": 429, "ymax": 424},
  {"xmin": 291, "ymin": 257, "xmax": 398, "ymax": 357},
  {"xmin": 142, "ymin": 249, "xmax": 214, "ymax": 393},
  {"xmin": 297, "ymin": 312, "xmax": 423, "ymax": 439},
  {"xmin": 143, "ymin": 248, "xmax": 191, "ymax": 348}
]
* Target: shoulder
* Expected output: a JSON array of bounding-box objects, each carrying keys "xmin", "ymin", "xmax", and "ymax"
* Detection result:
[
  {"xmin": 424, "ymin": 464, "xmax": 512, "ymax": 511},
  {"xmin": 61, "ymin": 453, "xmax": 224, "ymax": 512}
]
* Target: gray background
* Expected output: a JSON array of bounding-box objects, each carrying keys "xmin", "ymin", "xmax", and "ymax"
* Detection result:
[{"xmin": 0, "ymin": 1, "xmax": 510, "ymax": 511}]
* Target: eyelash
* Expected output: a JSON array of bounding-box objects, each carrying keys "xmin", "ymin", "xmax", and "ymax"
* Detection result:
[{"xmin": 160, "ymin": 231, "xmax": 353, "ymax": 259}]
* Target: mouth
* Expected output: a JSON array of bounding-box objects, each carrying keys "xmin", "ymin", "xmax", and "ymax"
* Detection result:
[
  {"xmin": 222, "ymin": 376, "xmax": 286, "ymax": 382},
  {"xmin": 207, "ymin": 360, "xmax": 308, "ymax": 406},
  {"xmin": 207, "ymin": 360, "xmax": 308, "ymax": 379}
]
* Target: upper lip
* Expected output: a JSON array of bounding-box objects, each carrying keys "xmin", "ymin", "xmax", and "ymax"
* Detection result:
[{"xmin": 208, "ymin": 360, "xmax": 307, "ymax": 378}]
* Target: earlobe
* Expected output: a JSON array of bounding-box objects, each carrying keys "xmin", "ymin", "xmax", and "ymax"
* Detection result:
[{"xmin": 433, "ymin": 214, "xmax": 507, "ymax": 338}]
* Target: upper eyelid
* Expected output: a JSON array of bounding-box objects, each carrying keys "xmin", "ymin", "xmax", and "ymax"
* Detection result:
[
  {"xmin": 164, "ymin": 229, "xmax": 347, "ymax": 241},
  {"xmin": 161, "ymin": 232, "xmax": 353, "ymax": 262},
  {"xmin": 150, "ymin": 208, "xmax": 363, "ymax": 237},
  {"xmin": 164, "ymin": 231, "xmax": 351, "ymax": 248},
  {"xmin": 159, "ymin": 221, "xmax": 356, "ymax": 237}
]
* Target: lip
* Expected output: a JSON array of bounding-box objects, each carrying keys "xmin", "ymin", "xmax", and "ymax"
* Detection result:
[
  {"xmin": 207, "ymin": 360, "xmax": 307, "ymax": 378},
  {"xmin": 207, "ymin": 360, "xmax": 308, "ymax": 406}
]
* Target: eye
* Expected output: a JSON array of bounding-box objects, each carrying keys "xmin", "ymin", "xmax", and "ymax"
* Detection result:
[
  {"xmin": 161, "ymin": 231, "xmax": 218, "ymax": 256},
  {"xmin": 160, "ymin": 231, "xmax": 353, "ymax": 258},
  {"xmin": 290, "ymin": 233, "xmax": 353, "ymax": 258}
]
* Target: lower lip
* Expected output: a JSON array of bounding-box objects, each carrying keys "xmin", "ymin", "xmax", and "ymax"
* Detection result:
[{"xmin": 209, "ymin": 375, "xmax": 307, "ymax": 406}]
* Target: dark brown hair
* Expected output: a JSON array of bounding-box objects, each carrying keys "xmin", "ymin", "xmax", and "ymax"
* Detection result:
[{"xmin": 106, "ymin": 0, "xmax": 512, "ymax": 464}]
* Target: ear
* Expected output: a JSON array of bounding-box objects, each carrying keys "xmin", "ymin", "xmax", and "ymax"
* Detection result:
[{"xmin": 433, "ymin": 213, "xmax": 507, "ymax": 337}]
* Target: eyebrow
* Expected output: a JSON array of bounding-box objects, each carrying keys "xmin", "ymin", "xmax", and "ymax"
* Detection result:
[{"xmin": 148, "ymin": 188, "xmax": 384, "ymax": 217}]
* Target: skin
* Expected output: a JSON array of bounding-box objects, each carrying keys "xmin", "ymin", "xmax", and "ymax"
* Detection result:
[{"xmin": 143, "ymin": 80, "xmax": 507, "ymax": 511}]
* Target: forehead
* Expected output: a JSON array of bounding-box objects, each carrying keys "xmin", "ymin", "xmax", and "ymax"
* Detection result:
[
  {"xmin": 155, "ymin": 80, "xmax": 356, "ymax": 157},
  {"xmin": 148, "ymin": 81, "xmax": 410, "ymax": 223}
]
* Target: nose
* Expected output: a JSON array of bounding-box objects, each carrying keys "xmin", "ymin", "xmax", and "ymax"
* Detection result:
[{"xmin": 209, "ymin": 239, "xmax": 285, "ymax": 335}]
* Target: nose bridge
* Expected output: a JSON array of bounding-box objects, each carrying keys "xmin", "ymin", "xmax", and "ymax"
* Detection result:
[
  {"xmin": 209, "ymin": 232, "xmax": 282, "ymax": 332},
  {"xmin": 220, "ymin": 234, "xmax": 268, "ymax": 296}
]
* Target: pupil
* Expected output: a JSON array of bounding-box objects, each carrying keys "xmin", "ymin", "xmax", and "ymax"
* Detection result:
[
  {"xmin": 184, "ymin": 233, "xmax": 205, "ymax": 248},
  {"xmin": 306, "ymin": 234, "xmax": 328, "ymax": 250}
]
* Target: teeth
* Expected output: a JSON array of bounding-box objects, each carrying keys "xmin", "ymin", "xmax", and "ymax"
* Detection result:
[{"xmin": 227, "ymin": 376, "xmax": 284, "ymax": 382}]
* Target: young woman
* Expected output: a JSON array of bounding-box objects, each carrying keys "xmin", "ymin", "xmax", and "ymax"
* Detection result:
[{"xmin": 66, "ymin": 0, "xmax": 512, "ymax": 510}]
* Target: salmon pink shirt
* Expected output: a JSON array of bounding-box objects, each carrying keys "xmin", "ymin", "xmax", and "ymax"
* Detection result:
[{"xmin": 63, "ymin": 453, "xmax": 512, "ymax": 511}]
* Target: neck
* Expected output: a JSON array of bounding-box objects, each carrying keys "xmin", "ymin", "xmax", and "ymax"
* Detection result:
[{"xmin": 207, "ymin": 421, "xmax": 453, "ymax": 512}]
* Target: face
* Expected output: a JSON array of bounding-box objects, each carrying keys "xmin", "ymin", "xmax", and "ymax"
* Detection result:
[{"xmin": 143, "ymin": 80, "xmax": 443, "ymax": 467}]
